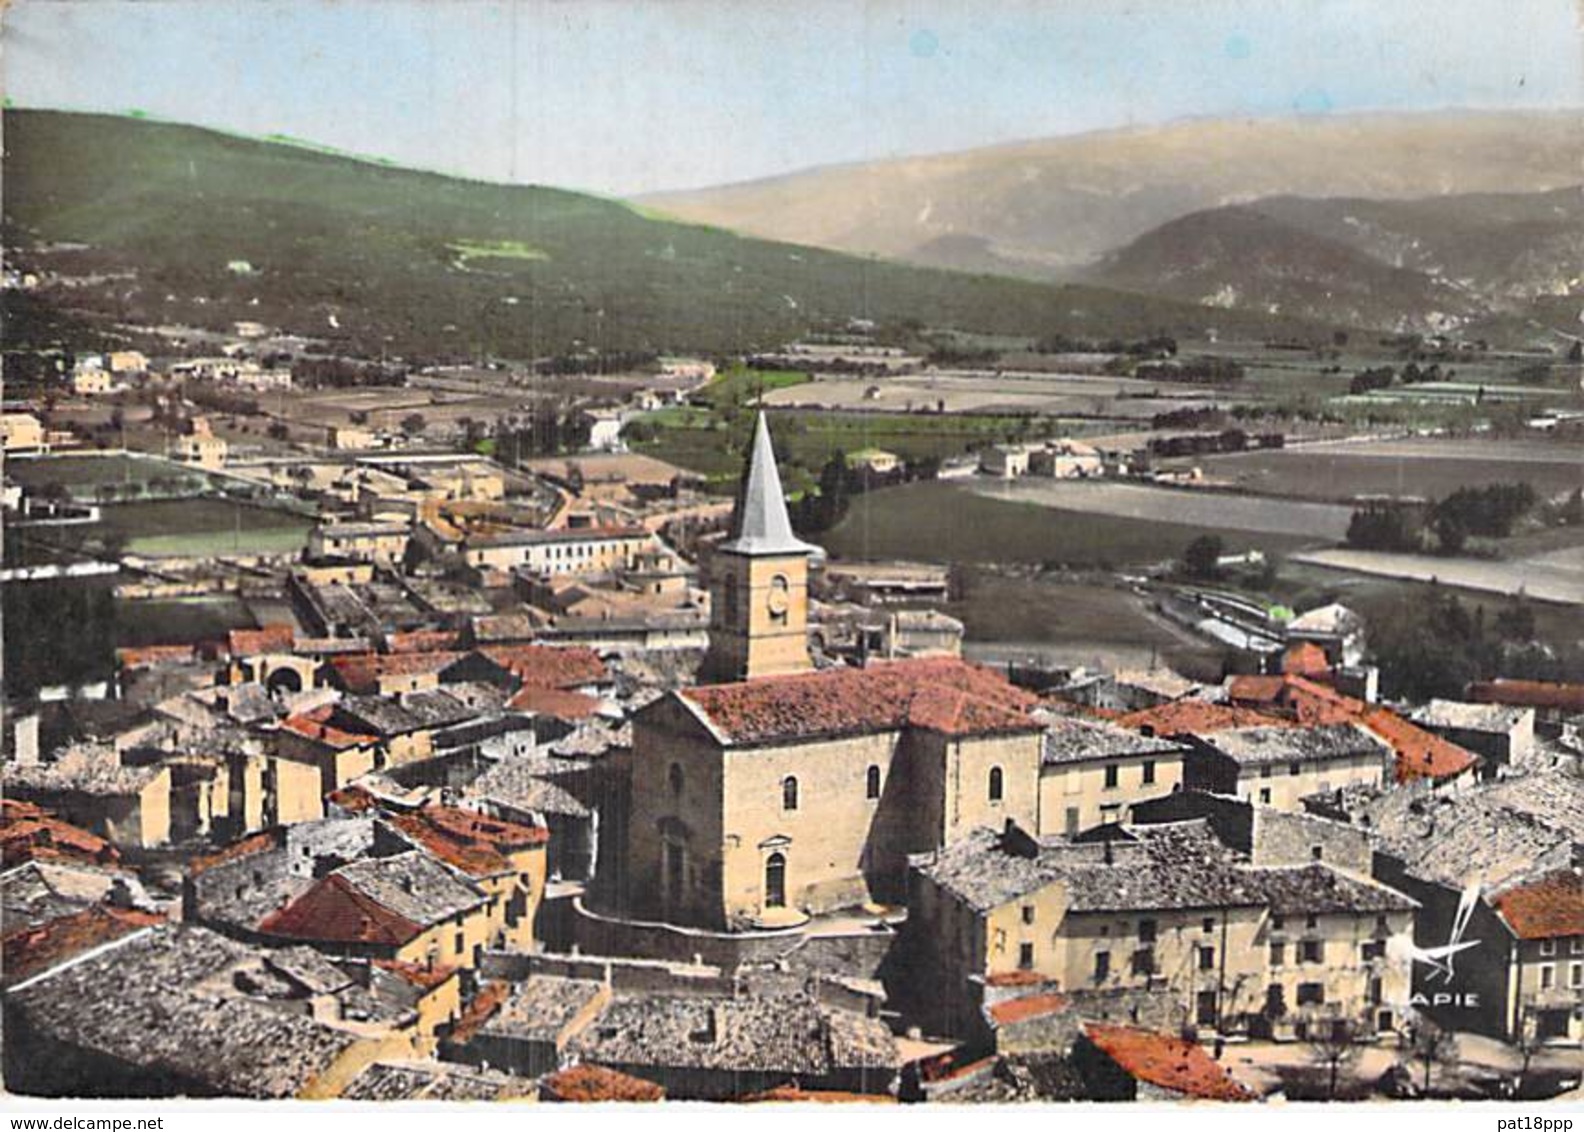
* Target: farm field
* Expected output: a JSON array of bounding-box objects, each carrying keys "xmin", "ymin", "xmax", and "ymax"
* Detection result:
[
  {"xmin": 99, "ymin": 499, "xmax": 313, "ymax": 557},
  {"xmin": 116, "ymin": 596, "xmax": 259, "ymax": 647},
  {"xmin": 4, "ymin": 453, "xmax": 219, "ymax": 499},
  {"xmin": 966, "ymin": 479, "xmax": 1353, "ymax": 540},
  {"xmin": 760, "ymin": 368, "xmax": 1220, "ymax": 416},
  {"xmin": 823, "ymin": 480, "xmax": 1315, "ymax": 567},
  {"xmin": 1290, "ymin": 545, "xmax": 1584, "ymax": 604},
  {"xmin": 1195, "ymin": 438, "xmax": 1584, "ymax": 502}
]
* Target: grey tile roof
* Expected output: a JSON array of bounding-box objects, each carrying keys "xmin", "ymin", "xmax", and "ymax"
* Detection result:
[
  {"xmin": 1040, "ymin": 716, "xmax": 1187, "ymax": 766},
  {"xmin": 1410, "ymin": 699, "xmax": 1531, "ymax": 733},
  {"xmin": 1246, "ymin": 864, "xmax": 1417, "ymax": 915},
  {"xmin": 7, "ymin": 924, "xmax": 360, "ymax": 1099},
  {"xmin": 568, "ymin": 993, "xmax": 895, "ymax": 1075},
  {"xmin": 467, "ymin": 759, "xmax": 591, "ymax": 818},
  {"xmin": 482, "ymin": 976, "xmax": 606, "ymax": 1040},
  {"xmin": 333, "ymin": 851, "xmax": 486, "ymax": 928},
  {"xmin": 1205, "ymin": 723, "xmax": 1388, "ymax": 766},
  {"xmin": 341, "ymin": 1060, "xmax": 535, "ymax": 1101},
  {"xmin": 716, "ymin": 413, "xmax": 819, "ymax": 558}
]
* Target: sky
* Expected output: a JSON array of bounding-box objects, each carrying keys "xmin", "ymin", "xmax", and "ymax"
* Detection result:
[{"xmin": 6, "ymin": 0, "xmax": 1580, "ymax": 196}]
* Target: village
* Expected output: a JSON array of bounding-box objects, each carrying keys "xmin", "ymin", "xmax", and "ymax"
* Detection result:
[{"xmin": 2, "ymin": 330, "xmax": 1582, "ymax": 1101}]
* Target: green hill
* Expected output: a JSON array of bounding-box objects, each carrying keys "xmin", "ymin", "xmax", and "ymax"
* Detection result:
[{"xmin": 2, "ymin": 109, "xmax": 1317, "ymax": 360}]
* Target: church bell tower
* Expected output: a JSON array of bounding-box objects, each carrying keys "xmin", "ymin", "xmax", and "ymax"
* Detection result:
[{"xmin": 702, "ymin": 413, "xmax": 817, "ymax": 683}]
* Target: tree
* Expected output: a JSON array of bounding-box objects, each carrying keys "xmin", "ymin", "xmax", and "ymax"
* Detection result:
[
  {"xmin": 1181, "ymin": 535, "xmax": 1224, "ymax": 580},
  {"xmin": 400, "ymin": 413, "xmax": 427, "ymax": 437},
  {"xmin": 1307, "ymin": 1016, "xmax": 1368, "ymax": 1100},
  {"xmin": 1404, "ymin": 1019, "xmax": 1459, "ymax": 1095}
]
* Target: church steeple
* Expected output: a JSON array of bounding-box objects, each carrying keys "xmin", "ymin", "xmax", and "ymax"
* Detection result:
[
  {"xmin": 719, "ymin": 412, "xmax": 819, "ymax": 557},
  {"xmin": 703, "ymin": 413, "xmax": 817, "ymax": 683}
]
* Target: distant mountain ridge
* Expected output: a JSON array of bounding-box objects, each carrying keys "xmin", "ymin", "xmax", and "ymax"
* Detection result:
[
  {"xmin": 641, "ymin": 111, "xmax": 1584, "ymax": 280},
  {"xmin": 1085, "ymin": 187, "xmax": 1584, "ymax": 333}
]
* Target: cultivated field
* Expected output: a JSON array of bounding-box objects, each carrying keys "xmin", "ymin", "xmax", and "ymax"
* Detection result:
[
  {"xmin": 100, "ymin": 500, "xmax": 312, "ymax": 557},
  {"xmin": 1291, "ymin": 545, "xmax": 1584, "ymax": 604},
  {"xmin": 4, "ymin": 453, "xmax": 217, "ymax": 499},
  {"xmin": 824, "ymin": 480, "xmax": 1315, "ymax": 567},
  {"xmin": 1196, "ymin": 437, "xmax": 1584, "ymax": 502},
  {"xmin": 761, "ymin": 368, "xmax": 1219, "ymax": 416},
  {"xmin": 966, "ymin": 479, "xmax": 1353, "ymax": 540}
]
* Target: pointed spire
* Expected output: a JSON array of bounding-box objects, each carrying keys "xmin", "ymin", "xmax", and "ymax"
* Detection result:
[{"xmin": 717, "ymin": 412, "xmax": 818, "ymax": 557}]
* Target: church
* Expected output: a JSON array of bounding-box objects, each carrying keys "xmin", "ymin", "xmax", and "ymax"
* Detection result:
[{"xmin": 627, "ymin": 414, "xmax": 1046, "ymax": 931}]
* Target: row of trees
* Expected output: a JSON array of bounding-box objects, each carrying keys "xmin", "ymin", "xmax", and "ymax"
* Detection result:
[{"xmin": 1346, "ymin": 482, "xmax": 1539, "ymax": 556}]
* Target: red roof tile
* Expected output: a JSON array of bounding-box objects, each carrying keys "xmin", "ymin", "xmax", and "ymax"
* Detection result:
[
  {"xmin": 477, "ymin": 644, "xmax": 608, "ymax": 689},
  {"xmin": 116, "ymin": 644, "xmax": 198, "ymax": 669},
  {"xmin": 984, "ymin": 969, "xmax": 1045, "ymax": 988},
  {"xmin": 373, "ymin": 957, "xmax": 459, "ymax": 991},
  {"xmin": 0, "ymin": 800, "xmax": 119, "ymax": 868},
  {"xmin": 1491, "ymin": 870, "xmax": 1584, "ymax": 940},
  {"xmin": 988, "ymin": 992, "xmax": 1068, "ymax": 1025},
  {"xmin": 1281, "ymin": 642, "xmax": 1332, "ymax": 677},
  {"xmin": 506, "ymin": 684, "xmax": 601, "ymax": 720},
  {"xmin": 328, "ymin": 651, "xmax": 463, "ymax": 694},
  {"xmin": 3, "ymin": 905, "xmax": 163, "ymax": 984},
  {"xmin": 1083, "ymin": 1024, "xmax": 1255, "ymax": 1101},
  {"xmin": 280, "ymin": 704, "xmax": 379, "ymax": 750},
  {"xmin": 227, "ymin": 624, "xmax": 297, "ymax": 657},
  {"xmin": 1468, "ymin": 680, "xmax": 1584, "ymax": 713},
  {"xmin": 187, "ymin": 831, "xmax": 278, "ymax": 877},
  {"xmin": 1116, "ymin": 700, "xmax": 1291, "ymax": 736},
  {"xmin": 680, "ymin": 658, "xmax": 1040, "ymax": 746},
  {"xmin": 449, "ymin": 980, "xmax": 510, "ymax": 1043},
  {"xmin": 386, "ymin": 629, "xmax": 461, "ymax": 654},
  {"xmin": 1228, "ymin": 674, "xmax": 1477, "ymax": 782},
  {"xmin": 387, "ymin": 805, "xmax": 548, "ymax": 878},
  {"xmin": 258, "ymin": 873, "xmax": 421, "ymax": 947},
  {"xmin": 540, "ymin": 1064, "xmax": 665, "ymax": 1103}
]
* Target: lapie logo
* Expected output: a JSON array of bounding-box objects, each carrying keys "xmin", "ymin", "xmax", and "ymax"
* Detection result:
[{"xmin": 1401, "ymin": 881, "xmax": 1482, "ymax": 1009}]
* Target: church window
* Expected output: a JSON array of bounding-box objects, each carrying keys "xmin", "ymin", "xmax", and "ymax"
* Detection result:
[
  {"xmin": 782, "ymin": 776, "xmax": 799, "ymax": 811},
  {"xmin": 668, "ymin": 763, "xmax": 684, "ymax": 796},
  {"xmin": 988, "ymin": 766, "xmax": 1004, "ymax": 803},
  {"xmin": 866, "ymin": 765, "xmax": 881, "ymax": 800}
]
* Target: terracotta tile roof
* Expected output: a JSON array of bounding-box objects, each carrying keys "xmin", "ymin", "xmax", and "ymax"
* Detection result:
[
  {"xmin": 279, "ymin": 704, "xmax": 378, "ymax": 750},
  {"xmin": 3, "ymin": 905, "xmax": 163, "ymax": 985},
  {"xmin": 1082, "ymin": 1024, "xmax": 1255, "ymax": 1101},
  {"xmin": 540, "ymin": 1064, "xmax": 665, "ymax": 1103},
  {"xmin": 116, "ymin": 644, "xmax": 198, "ymax": 669},
  {"xmin": 257, "ymin": 873, "xmax": 422, "ymax": 947},
  {"xmin": 327, "ymin": 784, "xmax": 381, "ymax": 813},
  {"xmin": 1227, "ymin": 674, "xmax": 1477, "ymax": 782},
  {"xmin": 506, "ymin": 684, "xmax": 601, "ymax": 720},
  {"xmin": 679, "ymin": 658, "xmax": 1040, "ymax": 746},
  {"xmin": 373, "ymin": 958, "xmax": 459, "ymax": 991},
  {"xmin": 1117, "ymin": 700, "xmax": 1291, "ymax": 736},
  {"xmin": 988, "ymin": 992, "xmax": 1068, "ymax": 1026},
  {"xmin": 227, "ymin": 624, "xmax": 297, "ymax": 656},
  {"xmin": 1468, "ymin": 680, "xmax": 1584, "ymax": 714},
  {"xmin": 187, "ymin": 831, "xmax": 278, "ymax": 877},
  {"xmin": 386, "ymin": 629, "xmax": 461, "ymax": 654},
  {"xmin": 328, "ymin": 650, "xmax": 464, "ymax": 694},
  {"xmin": 1491, "ymin": 869, "xmax": 1584, "ymax": 940},
  {"xmin": 741, "ymin": 1085, "xmax": 896, "ymax": 1103},
  {"xmin": 448, "ymin": 980, "xmax": 510, "ymax": 1043},
  {"xmin": 1281, "ymin": 642, "xmax": 1331, "ymax": 677},
  {"xmin": 985, "ymin": 970, "xmax": 1045, "ymax": 988},
  {"xmin": 0, "ymin": 800, "xmax": 119, "ymax": 868},
  {"xmin": 477, "ymin": 644, "xmax": 608, "ymax": 689},
  {"xmin": 387, "ymin": 805, "xmax": 548, "ymax": 878}
]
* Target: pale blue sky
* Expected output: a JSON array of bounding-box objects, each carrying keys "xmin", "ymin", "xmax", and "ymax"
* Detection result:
[{"xmin": 6, "ymin": 0, "xmax": 1580, "ymax": 195}]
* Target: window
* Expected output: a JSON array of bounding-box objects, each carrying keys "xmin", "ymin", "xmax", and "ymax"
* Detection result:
[
  {"xmin": 1570, "ymin": 964, "xmax": 1583, "ymax": 989},
  {"xmin": 1368, "ymin": 976, "xmax": 1383, "ymax": 1006},
  {"xmin": 1297, "ymin": 983, "xmax": 1325, "ymax": 1006},
  {"xmin": 1196, "ymin": 990, "xmax": 1217, "ymax": 1027},
  {"xmin": 1305, "ymin": 914, "xmax": 1318, "ymax": 929},
  {"xmin": 1539, "ymin": 965, "xmax": 1555, "ymax": 990},
  {"xmin": 1103, "ymin": 764, "xmax": 1119, "ymax": 790},
  {"xmin": 1141, "ymin": 760, "xmax": 1156, "ymax": 785},
  {"xmin": 988, "ymin": 766, "xmax": 1004, "ymax": 803},
  {"xmin": 668, "ymin": 763, "xmax": 684, "ymax": 796},
  {"xmin": 1100, "ymin": 803, "xmax": 1122, "ymax": 825},
  {"xmin": 1361, "ymin": 940, "xmax": 1385, "ymax": 962},
  {"xmin": 1139, "ymin": 918, "xmax": 1158, "ymax": 944},
  {"xmin": 1018, "ymin": 942, "xmax": 1035, "ymax": 970},
  {"xmin": 1271, "ymin": 915, "xmax": 1285, "ymax": 932},
  {"xmin": 993, "ymin": 929, "xmax": 1006, "ymax": 953},
  {"xmin": 1289, "ymin": 761, "xmax": 1302, "ymax": 776},
  {"xmin": 1539, "ymin": 939, "xmax": 1557, "ymax": 957},
  {"xmin": 782, "ymin": 776, "xmax": 799, "ymax": 811},
  {"xmin": 1375, "ymin": 915, "xmax": 1390, "ymax": 935},
  {"xmin": 1199, "ymin": 945, "xmax": 1216, "ymax": 971},
  {"xmin": 1311, "ymin": 845, "xmax": 1324, "ymax": 861},
  {"xmin": 1065, "ymin": 807, "xmax": 1080, "ymax": 836},
  {"xmin": 1131, "ymin": 948, "xmax": 1155, "ymax": 976},
  {"xmin": 1260, "ymin": 764, "xmax": 1273, "ymax": 779},
  {"xmin": 866, "ymin": 765, "xmax": 881, "ymax": 800},
  {"xmin": 1270, "ymin": 943, "xmax": 1285, "ymax": 967},
  {"xmin": 1571, "ymin": 938, "xmax": 1583, "ymax": 955},
  {"xmin": 1301, "ymin": 940, "xmax": 1324, "ymax": 964},
  {"xmin": 1021, "ymin": 905, "xmax": 1036, "ymax": 925},
  {"xmin": 1094, "ymin": 951, "xmax": 1111, "ymax": 981},
  {"xmin": 1259, "ymin": 788, "xmax": 1271, "ymax": 804},
  {"xmin": 1202, "ymin": 917, "xmax": 1215, "ymax": 934}
]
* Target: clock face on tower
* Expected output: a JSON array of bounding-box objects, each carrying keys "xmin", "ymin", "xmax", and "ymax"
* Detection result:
[{"xmin": 766, "ymin": 573, "xmax": 791, "ymax": 617}]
